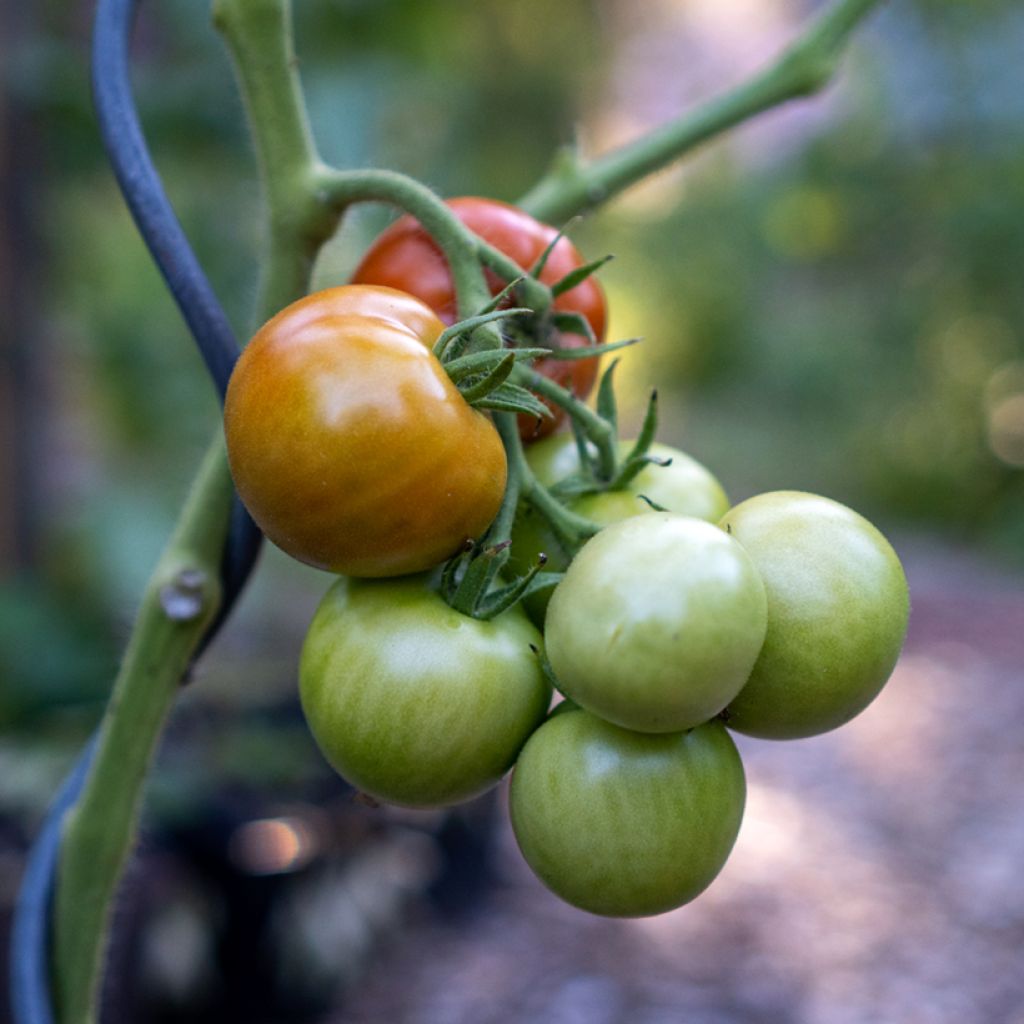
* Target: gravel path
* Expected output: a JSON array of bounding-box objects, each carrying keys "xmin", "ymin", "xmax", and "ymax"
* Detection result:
[{"xmin": 335, "ymin": 539, "xmax": 1024, "ymax": 1024}]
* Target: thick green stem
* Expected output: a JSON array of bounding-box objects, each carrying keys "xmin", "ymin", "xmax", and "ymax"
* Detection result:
[
  {"xmin": 517, "ymin": 0, "xmax": 883, "ymax": 223},
  {"xmin": 315, "ymin": 168, "xmax": 494, "ymax": 322},
  {"xmin": 317, "ymin": 168, "xmax": 552, "ymax": 321},
  {"xmin": 213, "ymin": 0, "xmax": 340, "ymax": 314},
  {"xmin": 54, "ymin": 438, "xmax": 233, "ymax": 1024},
  {"xmin": 53, "ymin": 2, "xmax": 330, "ymax": 1020}
]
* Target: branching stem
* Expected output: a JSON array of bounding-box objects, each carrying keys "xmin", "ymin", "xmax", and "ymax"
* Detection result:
[{"xmin": 517, "ymin": 0, "xmax": 883, "ymax": 223}]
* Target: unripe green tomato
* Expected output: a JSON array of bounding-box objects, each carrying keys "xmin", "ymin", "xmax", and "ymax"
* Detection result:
[
  {"xmin": 510, "ymin": 711, "xmax": 746, "ymax": 917},
  {"xmin": 299, "ymin": 576, "xmax": 551, "ymax": 807},
  {"xmin": 545, "ymin": 514, "xmax": 768, "ymax": 733},
  {"xmin": 721, "ymin": 491, "xmax": 910, "ymax": 740},
  {"xmin": 509, "ymin": 436, "xmax": 730, "ymax": 623}
]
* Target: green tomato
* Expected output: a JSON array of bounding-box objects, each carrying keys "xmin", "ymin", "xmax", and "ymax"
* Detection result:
[
  {"xmin": 721, "ymin": 491, "xmax": 910, "ymax": 740},
  {"xmin": 545, "ymin": 513, "xmax": 768, "ymax": 733},
  {"xmin": 299, "ymin": 575, "xmax": 551, "ymax": 807},
  {"xmin": 510, "ymin": 710, "xmax": 745, "ymax": 917},
  {"xmin": 510, "ymin": 436, "xmax": 730, "ymax": 622}
]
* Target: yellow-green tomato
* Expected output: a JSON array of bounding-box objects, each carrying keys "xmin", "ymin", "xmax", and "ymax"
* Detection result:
[
  {"xmin": 510, "ymin": 436, "xmax": 730, "ymax": 622},
  {"xmin": 510, "ymin": 710, "xmax": 745, "ymax": 917},
  {"xmin": 299, "ymin": 576, "xmax": 551, "ymax": 808},
  {"xmin": 545, "ymin": 514, "xmax": 768, "ymax": 733},
  {"xmin": 721, "ymin": 491, "xmax": 910, "ymax": 740}
]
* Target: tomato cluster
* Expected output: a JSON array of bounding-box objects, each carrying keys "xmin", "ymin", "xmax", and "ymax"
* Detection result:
[
  {"xmin": 223, "ymin": 198, "xmax": 910, "ymax": 920},
  {"xmin": 508, "ymin": 476, "xmax": 908, "ymax": 916}
]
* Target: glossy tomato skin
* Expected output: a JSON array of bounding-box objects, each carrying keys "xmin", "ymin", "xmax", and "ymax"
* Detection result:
[
  {"xmin": 514, "ymin": 432, "xmax": 729, "ymax": 561},
  {"xmin": 300, "ymin": 575, "xmax": 551, "ymax": 808},
  {"xmin": 721, "ymin": 491, "xmax": 910, "ymax": 740},
  {"xmin": 545, "ymin": 513, "xmax": 767, "ymax": 733},
  {"xmin": 224, "ymin": 285, "xmax": 507, "ymax": 577},
  {"xmin": 510, "ymin": 436, "xmax": 730, "ymax": 624},
  {"xmin": 510, "ymin": 711, "xmax": 745, "ymax": 917},
  {"xmin": 351, "ymin": 197, "xmax": 607, "ymax": 440}
]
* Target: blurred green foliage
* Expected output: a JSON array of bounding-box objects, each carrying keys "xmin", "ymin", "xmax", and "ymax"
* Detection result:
[{"xmin": 2, "ymin": 0, "xmax": 1022, "ymax": 740}]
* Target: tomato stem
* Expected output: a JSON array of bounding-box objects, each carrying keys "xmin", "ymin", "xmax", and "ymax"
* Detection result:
[
  {"xmin": 54, "ymin": 438, "xmax": 233, "ymax": 1024},
  {"xmin": 516, "ymin": 0, "xmax": 883, "ymax": 224},
  {"xmin": 510, "ymin": 365, "xmax": 617, "ymax": 476},
  {"xmin": 446, "ymin": 443, "xmax": 521, "ymax": 617},
  {"xmin": 314, "ymin": 168, "xmax": 501, "ymax": 348},
  {"xmin": 495, "ymin": 413, "xmax": 601, "ymax": 554}
]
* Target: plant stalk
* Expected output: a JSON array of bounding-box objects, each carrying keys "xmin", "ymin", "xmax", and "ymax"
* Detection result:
[{"xmin": 517, "ymin": 0, "xmax": 883, "ymax": 223}]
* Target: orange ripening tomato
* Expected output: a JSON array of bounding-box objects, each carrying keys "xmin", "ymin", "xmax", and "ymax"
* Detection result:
[
  {"xmin": 351, "ymin": 197, "xmax": 607, "ymax": 441},
  {"xmin": 224, "ymin": 285, "xmax": 508, "ymax": 577}
]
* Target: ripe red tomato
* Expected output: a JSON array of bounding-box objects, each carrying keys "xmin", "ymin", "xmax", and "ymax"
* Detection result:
[
  {"xmin": 224, "ymin": 285, "xmax": 507, "ymax": 577},
  {"xmin": 351, "ymin": 196, "xmax": 607, "ymax": 440}
]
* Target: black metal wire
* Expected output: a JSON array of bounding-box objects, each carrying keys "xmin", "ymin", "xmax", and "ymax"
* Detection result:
[
  {"xmin": 10, "ymin": 0, "xmax": 264, "ymax": 1019},
  {"xmin": 10, "ymin": 738, "xmax": 99, "ymax": 1024}
]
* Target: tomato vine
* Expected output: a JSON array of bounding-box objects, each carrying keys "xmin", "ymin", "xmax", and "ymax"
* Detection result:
[{"xmin": 23, "ymin": 0, "xmax": 891, "ymax": 1020}]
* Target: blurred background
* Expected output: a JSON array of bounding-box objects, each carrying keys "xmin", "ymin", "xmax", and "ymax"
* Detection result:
[{"xmin": 2, "ymin": 0, "xmax": 1023, "ymax": 1021}]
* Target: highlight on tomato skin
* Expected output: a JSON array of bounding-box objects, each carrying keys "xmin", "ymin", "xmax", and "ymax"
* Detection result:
[
  {"xmin": 350, "ymin": 196, "xmax": 608, "ymax": 441},
  {"xmin": 509, "ymin": 710, "xmax": 746, "ymax": 917},
  {"xmin": 223, "ymin": 284, "xmax": 508, "ymax": 578},
  {"xmin": 544, "ymin": 513, "xmax": 768, "ymax": 734},
  {"xmin": 299, "ymin": 574, "xmax": 552, "ymax": 809},
  {"xmin": 720, "ymin": 490, "xmax": 911, "ymax": 740}
]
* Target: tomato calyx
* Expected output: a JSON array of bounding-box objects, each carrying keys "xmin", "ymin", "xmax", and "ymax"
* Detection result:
[
  {"xmin": 438, "ymin": 458, "xmax": 563, "ymax": 620},
  {"xmin": 547, "ymin": 382, "xmax": 666, "ymax": 500},
  {"xmin": 441, "ymin": 540, "xmax": 556, "ymax": 620},
  {"xmin": 431, "ymin": 298, "xmax": 633, "ymax": 423}
]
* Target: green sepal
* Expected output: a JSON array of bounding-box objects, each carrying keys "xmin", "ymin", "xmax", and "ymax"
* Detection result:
[
  {"xmin": 610, "ymin": 390, "xmax": 661, "ymax": 487},
  {"xmin": 473, "ymin": 383, "xmax": 552, "ymax": 420},
  {"xmin": 542, "ymin": 336, "xmax": 640, "ymax": 360},
  {"xmin": 457, "ymin": 353, "xmax": 516, "ymax": 404},
  {"xmin": 439, "ymin": 538, "xmax": 476, "ymax": 602},
  {"xmin": 568, "ymin": 413, "xmax": 596, "ymax": 472},
  {"xmin": 636, "ymin": 493, "xmax": 670, "ymax": 512},
  {"xmin": 446, "ymin": 347, "xmax": 551, "ymax": 384},
  {"xmin": 433, "ymin": 307, "xmax": 532, "ymax": 361},
  {"xmin": 474, "ymin": 557, "xmax": 554, "ymax": 620},
  {"xmin": 448, "ymin": 541, "xmax": 509, "ymax": 616},
  {"xmin": 550, "ymin": 311, "xmax": 597, "ymax": 345},
  {"xmin": 478, "ymin": 276, "xmax": 526, "ymax": 314},
  {"xmin": 529, "ymin": 219, "xmax": 579, "ymax": 278},
  {"xmin": 595, "ymin": 359, "xmax": 620, "ymax": 437},
  {"xmin": 550, "ymin": 254, "xmax": 613, "ymax": 298}
]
